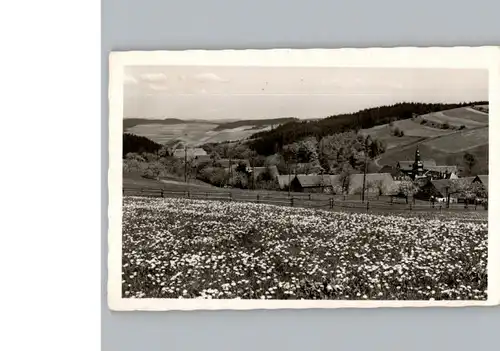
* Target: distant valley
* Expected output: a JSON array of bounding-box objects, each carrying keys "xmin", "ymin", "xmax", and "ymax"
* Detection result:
[{"xmin": 123, "ymin": 117, "xmax": 298, "ymax": 145}]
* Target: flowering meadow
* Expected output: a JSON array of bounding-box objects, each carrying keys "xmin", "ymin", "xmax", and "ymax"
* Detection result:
[{"xmin": 122, "ymin": 196, "xmax": 487, "ymax": 300}]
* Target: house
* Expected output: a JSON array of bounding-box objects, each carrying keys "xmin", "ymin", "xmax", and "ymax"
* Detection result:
[
  {"xmin": 418, "ymin": 179, "xmax": 461, "ymax": 203},
  {"xmin": 285, "ymin": 173, "xmax": 397, "ymax": 195},
  {"xmin": 287, "ymin": 174, "xmax": 337, "ymax": 193},
  {"xmin": 473, "ymin": 175, "xmax": 489, "ymax": 193},
  {"xmin": 173, "ymin": 147, "xmax": 208, "ymax": 159},
  {"xmin": 378, "ymin": 165, "xmax": 407, "ymax": 180},
  {"xmin": 395, "ymin": 146, "xmax": 458, "ymax": 180},
  {"xmin": 423, "ymin": 166, "xmax": 458, "ymax": 180}
]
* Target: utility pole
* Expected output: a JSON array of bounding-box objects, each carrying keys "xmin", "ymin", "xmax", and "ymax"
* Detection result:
[
  {"xmin": 252, "ymin": 152, "xmax": 256, "ymax": 190},
  {"xmin": 184, "ymin": 146, "xmax": 188, "ymax": 183},
  {"xmin": 361, "ymin": 138, "xmax": 370, "ymax": 203},
  {"xmin": 228, "ymin": 146, "xmax": 232, "ymax": 186},
  {"xmin": 287, "ymin": 160, "xmax": 291, "ymax": 196}
]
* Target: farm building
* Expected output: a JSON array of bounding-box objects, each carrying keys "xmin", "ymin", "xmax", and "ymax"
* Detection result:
[
  {"xmin": 284, "ymin": 173, "xmax": 396, "ymax": 195},
  {"xmin": 378, "ymin": 165, "xmax": 408, "ymax": 180},
  {"xmin": 288, "ymin": 174, "xmax": 340, "ymax": 193},
  {"xmin": 173, "ymin": 147, "xmax": 208, "ymax": 159},
  {"xmin": 416, "ymin": 178, "xmax": 477, "ymax": 202},
  {"xmin": 473, "ymin": 175, "xmax": 489, "ymax": 193}
]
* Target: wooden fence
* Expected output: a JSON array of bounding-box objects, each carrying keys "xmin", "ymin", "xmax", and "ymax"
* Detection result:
[{"xmin": 123, "ymin": 187, "xmax": 487, "ymax": 213}]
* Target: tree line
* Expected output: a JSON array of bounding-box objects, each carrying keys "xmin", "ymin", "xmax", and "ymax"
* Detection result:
[{"xmin": 248, "ymin": 101, "xmax": 487, "ymax": 155}]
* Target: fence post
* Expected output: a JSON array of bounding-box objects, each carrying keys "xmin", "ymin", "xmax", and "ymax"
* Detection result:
[
  {"xmin": 229, "ymin": 192, "xmax": 233, "ymax": 201},
  {"xmin": 308, "ymin": 194, "xmax": 311, "ymax": 200},
  {"xmin": 160, "ymin": 189, "xmax": 164, "ymax": 198},
  {"xmin": 257, "ymin": 194, "xmax": 260, "ymax": 203},
  {"xmin": 184, "ymin": 191, "xmax": 187, "ymax": 198},
  {"xmin": 439, "ymin": 205, "xmax": 442, "ymax": 212},
  {"xmin": 391, "ymin": 196, "xmax": 393, "ymax": 204},
  {"xmin": 123, "ymin": 188, "xmax": 125, "ymax": 196},
  {"xmin": 409, "ymin": 203, "xmax": 412, "ymax": 211},
  {"xmin": 366, "ymin": 201, "xmax": 370, "ymax": 211},
  {"xmin": 290, "ymin": 197, "xmax": 294, "ymax": 207},
  {"xmin": 188, "ymin": 191, "xmax": 191, "ymax": 199}
]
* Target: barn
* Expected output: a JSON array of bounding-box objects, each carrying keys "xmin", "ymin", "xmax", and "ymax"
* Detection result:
[{"xmin": 287, "ymin": 174, "xmax": 340, "ymax": 193}]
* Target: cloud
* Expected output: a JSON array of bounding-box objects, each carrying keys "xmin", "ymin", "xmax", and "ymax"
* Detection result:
[
  {"xmin": 148, "ymin": 83, "xmax": 170, "ymax": 91},
  {"xmin": 140, "ymin": 73, "xmax": 168, "ymax": 83},
  {"xmin": 124, "ymin": 74, "xmax": 137, "ymax": 84},
  {"xmin": 193, "ymin": 73, "xmax": 229, "ymax": 83}
]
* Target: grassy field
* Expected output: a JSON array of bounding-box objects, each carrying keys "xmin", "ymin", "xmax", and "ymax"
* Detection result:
[
  {"xmin": 122, "ymin": 196, "xmax": 487, "ymax": 300},
  {"xmin": 424, "ymin": 127, "xmax": 488, "ymax": 153},
  {"xmin": 419, "ymin": 108, "xmax": 488, "ymax": 128}
]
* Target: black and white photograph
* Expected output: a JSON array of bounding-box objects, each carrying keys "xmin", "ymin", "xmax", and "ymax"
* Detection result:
[{"xmin": 108, "ymin": 48, "xmax": 499, "ymax": 310}]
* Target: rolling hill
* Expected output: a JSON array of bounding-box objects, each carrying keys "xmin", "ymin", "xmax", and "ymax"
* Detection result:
[
  {"xmin": 123, "ymin": 117, "xmax": 297, "ymax": 146},
  {"xmin": 365, "ymin": 106, "xmax": 489, "ymax": 175}
]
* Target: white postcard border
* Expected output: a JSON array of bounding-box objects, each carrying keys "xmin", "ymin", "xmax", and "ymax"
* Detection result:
[{"xmin": 108, "ymin": 46, "xmax": 500, "ymax": 311}]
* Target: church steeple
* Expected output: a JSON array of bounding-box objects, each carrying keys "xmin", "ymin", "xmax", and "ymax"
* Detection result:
[{"xmin": 412, "ymin": 145, "xmax": 424, "ymax": 178}]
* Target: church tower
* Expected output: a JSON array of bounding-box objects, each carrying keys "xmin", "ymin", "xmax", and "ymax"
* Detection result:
[{"xmin": 412, "ymin": 145, "xmax": 424, "ymax": 179}]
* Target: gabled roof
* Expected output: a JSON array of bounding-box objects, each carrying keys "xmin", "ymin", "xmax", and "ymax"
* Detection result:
[
  {"xmin": 474, "ymin": 175, "xmax": 489, "ymax": 191},
  {"xmin": 295, "ymin": 175, "xmax": 328, "ymax": 187},
  {"xmin": 460, "ymin": 176, "xmax": 476, "ymax": 184},
  {"xmin": 397, "ymin": 159, "xmax": 437, "ymax": 171},
  {"xmin": 425, "ymin": 165, "xmax": 458, "ymax": 173},
  {"xmin": 430, "ymin": 179, "xmax": 453, "ymax": 197}
]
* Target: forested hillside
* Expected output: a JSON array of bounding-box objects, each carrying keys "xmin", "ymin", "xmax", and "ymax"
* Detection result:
[{"xmin": 248, "ymin": 102, "xmax": 487, "ymax": 155}]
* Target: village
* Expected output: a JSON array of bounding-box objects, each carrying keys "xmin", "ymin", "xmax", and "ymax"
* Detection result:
[{"xmin": 169, "ymin": 144, "xmax": 488, "ymax": 208}]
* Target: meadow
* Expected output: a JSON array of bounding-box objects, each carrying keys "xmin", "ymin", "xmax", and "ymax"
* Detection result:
[
  {"xmin": 419, "ymin": 109, "xmax": 487, "ymax": 128},
  {"xmin": 122, "ymin": 196, "xmax": 487, "ymax": 300}
]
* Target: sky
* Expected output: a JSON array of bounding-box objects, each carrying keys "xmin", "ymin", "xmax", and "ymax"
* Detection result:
[{"xmin": 123, "ymin": 66, "xmax": 488, "ymax": 120}]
